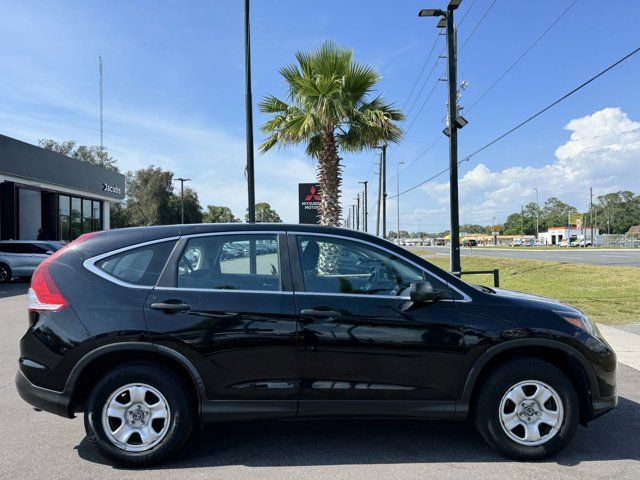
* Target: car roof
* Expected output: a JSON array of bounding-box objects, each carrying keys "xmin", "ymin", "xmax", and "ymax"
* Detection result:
[{"xmin": 0, "ymin": 240, "xmax": 60, "ymax": 244}]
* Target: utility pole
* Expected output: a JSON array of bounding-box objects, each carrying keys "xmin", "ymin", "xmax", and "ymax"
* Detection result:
[
  {"xmin": 98, "ymin": 56, "xmax": 104, "ymax": 152},
  {"xmin": 355, "ymin": 194, "xmax": 360, "ymax": 231},
  {"xmin": 396, "ymin": 161, "xmax": 405, "ymax": 244},
  {"xmin": 590, "ymin": 187, "xmax": 594, "ymax": 243},
  {"xmin": 534, "ymin": 188, "xmax": 540, "ymax": 243},
  {"xmin": 374, "ymin": 145, "xmax": 388, "ymax": 238},
  {"xmin": 174, "ymin": 178, "xmax": 191, "ymax": 224},
  {"xmin": 244, "ymin": 0, "xmax": 256, "ymax": 223},
  {"xmin": 376, "ymin": 159, "xmax": 382, "ymax": 236},
  {"xmin": 419, "ymin": 1, "xmax": 465, "ymax": 275},
  {"xmin": 520, "ymin": 205, "xmax": 524, "ymax": 237},
  {"xmin": 359, "ymin": 181, "xmax": 368, "ymax": 232}
]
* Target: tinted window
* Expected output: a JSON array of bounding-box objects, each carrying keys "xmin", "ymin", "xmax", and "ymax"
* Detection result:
[
  {"xmin": 96, "ymin": 241, "xmax": 176, "ymax": 286},
  {"xmin": 297, "ymin": 236, "xmax": 451, "ymax": 297},
  {"xmin": 0, "ymin": 243, "xmax": 32, "ymax": 254},
  {"xmin": 177, "ymin": 234, "xmax": 280, "ymax": 291}
]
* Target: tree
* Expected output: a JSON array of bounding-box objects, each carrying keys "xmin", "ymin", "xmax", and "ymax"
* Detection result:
[
  {"xmin": 540, "ymin": 197, "xmax": 576, "ymax": 229},
  {"xmin": 503, "ymin": 203, "xmax": 538, "ymax": 235},
  {"xmin": 110, "ymin": 201, "xmax": 130, "ymax": 229},
  {"xmin": 170, "ymin": 187, "xmax": 203, "ymax": 224},
  {"xmin": 38, "ymin": 139, "xmax": 119, "ymax": 172},
  {"xmin": 259, "ymin": 40, "xmax": 403, "ymax": 227},
  {"xmin": 594, "ymin": 191, "xmax": 640, "ymax": 234},
  {"xmin": 203, "ymin": 205, "xmax": 239, "ymax": 223},
  {"xmin": 246, "ymin": 203, "xmax": 282, "ymax": 223},
  {"xmin": 125, "ymin": 166, "xmax": 176, "ymax": 226}
]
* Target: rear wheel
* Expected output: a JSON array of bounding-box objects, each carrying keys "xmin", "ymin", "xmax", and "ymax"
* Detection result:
[
  {"xmin": 84, "ymin": 363, "xmax": 194, "ymax": 466},
  {"xmin": 0, "ymin": 263, "xmax": 11, "ymax": 283},
  {"xmin": 474, "ymin": 357, "xmax": 579, "ymax": 460}
]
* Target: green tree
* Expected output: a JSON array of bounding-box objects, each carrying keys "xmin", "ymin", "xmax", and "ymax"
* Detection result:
[
  {"xmin": 246, "ymin": 203, "xmax": 282, "ymax": 223},
  {"xmin": 170, "ymin": 187, "xmax": 203, "ymax": 224},
  {"xmin": 203, "ymin": 205, "xmax": 239, "ymax": 223},
  {"xmin": 460, "ymin": 224, "xmax": 490, "ymax": 235},
  {"xmin": 110, "ymin": 201, "xmax": 130, "ymax": 229},
  {"xmin": 540, "ymin": 197, "xmax": 576, "ymax": 229},
  {"xmin": 503, "ymin": 203, "xmax": 538, "ymax": 235},
  {"xmin": 38, "ymin": 139, "xmax": 119, "ymax": 172},
  {"xmin": 259, "ymin": 40, "xmax": 403, "ymax": 226},
  {"xmin": 594, "ymin": 191, "xmax": 640, "ymax": 234},
  {"xmin": 125, "ymin": 166, "xmax": 175, "ymax": 226}
]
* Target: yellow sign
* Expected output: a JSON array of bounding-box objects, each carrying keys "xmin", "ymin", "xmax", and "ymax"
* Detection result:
[{"xmin": 568, "ymin": 213, "xmax": 583, "ymax": 227}]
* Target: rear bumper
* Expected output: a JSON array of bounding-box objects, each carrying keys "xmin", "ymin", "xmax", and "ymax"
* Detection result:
[{"xmin": 15, "ymin": 370, "xmax": 74, "ymax": 418}]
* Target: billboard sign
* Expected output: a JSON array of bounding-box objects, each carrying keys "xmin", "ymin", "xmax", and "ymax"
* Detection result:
[{"xmin": 299, "ymin": 183, "xmax": 321, "ymax": 224}]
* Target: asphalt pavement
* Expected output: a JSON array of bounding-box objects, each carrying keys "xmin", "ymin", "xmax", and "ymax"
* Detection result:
[
  {"xmin": 1, "ymin": 282, "xmax": 639, "ymax": 480},
  {"xmin": 420, "ymin": 246, "xmax": 640, "ymax": 266}
]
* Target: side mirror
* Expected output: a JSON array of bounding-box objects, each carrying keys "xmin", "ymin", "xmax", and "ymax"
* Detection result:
[
  {"xmin": 410, "ymin": 280, "xmax": 448, "ymax": 303},
  {"xmin": 45, "ymin": 250, "xmax": 54, "ymax": 255}
]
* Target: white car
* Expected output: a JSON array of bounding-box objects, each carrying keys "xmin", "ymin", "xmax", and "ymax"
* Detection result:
[{"xmin": 0, "ymin": 240, "xmax": 64, "ymax": 282}]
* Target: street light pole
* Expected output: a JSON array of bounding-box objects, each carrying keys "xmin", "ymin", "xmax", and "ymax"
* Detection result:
[
  {"xmin": 174, "ymin": 177, "xmax": 190, "ymax": 224},
  {"xmin": 358, "ymin": 181, "xmax": 368, "ymax": 232},
  {"xmin": 375, "ymin": 144, "xmax": 388, "ymax": 238},
  {"xmin": 534, "ymin": 188, "xmax": 540, "ymax": 243},
  {"xmin": 419, "ymin": 1, "xmax": 464, "ymax": 275},
  {"xmin": 244, "ymin": 0, "xmax": 256, "ymax": 223},
  {"xmin": 396, "ymin": 161, "xmax": 405, "ymax": 244},
  {"xmin": 355, "ymin": 194, "xmax": 360, "ymax": 231}
]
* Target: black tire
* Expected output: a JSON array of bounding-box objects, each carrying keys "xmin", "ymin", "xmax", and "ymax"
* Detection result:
[
  {"xmin": 0, "ymin": 263, "xmax": 11, "ymax": 283},
  {"xmin": 474, "ymin": 357, "xmax": 579, "ymax": 460},
  {"xmin": 84, "ymin": 363, "xmax": 194, "ymax": 467}
]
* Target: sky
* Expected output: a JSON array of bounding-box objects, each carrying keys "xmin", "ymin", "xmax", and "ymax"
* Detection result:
[{"xmin": 0, "ymin": 0, "xmax": 639, "ymax": 232}]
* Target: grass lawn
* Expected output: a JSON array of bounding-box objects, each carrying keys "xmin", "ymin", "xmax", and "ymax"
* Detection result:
[{"xmin": 419, "ymin": 254, "xmax": 640, "ymax": 325}]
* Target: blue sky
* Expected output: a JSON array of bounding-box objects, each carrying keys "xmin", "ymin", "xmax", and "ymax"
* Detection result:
[{"xmin": 1, "ymin": 0, "xmax": 639, "ymax": 231}]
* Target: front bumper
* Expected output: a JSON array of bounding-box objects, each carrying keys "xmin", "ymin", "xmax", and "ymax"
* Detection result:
[
  {"xmin": 592, "ymin": 394, "xmax": 618, "ymax": 419},
  {"xmin": 15, "ymin": 370, "xmax": 74, "ymax": 418}
]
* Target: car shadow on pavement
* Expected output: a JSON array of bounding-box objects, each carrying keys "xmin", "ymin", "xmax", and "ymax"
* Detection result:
[
  {"xmin": 76, "ymin": 395, "xmax": 640, "ymax": 469},
  {"xmin": 0, "ymin": 281, "xmax": 29, "ymax": 299}
]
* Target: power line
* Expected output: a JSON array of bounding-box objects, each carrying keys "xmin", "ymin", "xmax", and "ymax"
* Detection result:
[
  {"xmin": 458, "ymin": 0, "xmax": 498, "ymax": 53},
  {"xmin": 391, "ymin": 46, "xmax": 640, "ymax": 199},
  {"xmin": 466, "ymin": 0, "xmax": 578, "ymax": 113},
  {"xmin": 401, "ymin": 34, "xmax": 441, "ymax": 109}
]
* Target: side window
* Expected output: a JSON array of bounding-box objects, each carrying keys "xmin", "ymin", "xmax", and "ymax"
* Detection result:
[
  {"xmin": 10, "ymin": 244, "xmax": 32, "ymax": 254},
  {"xmin": 95, "ymin": 240, "xmax": 176, "ymax": 286},
  {"xmin": 177, "ymin": 234, "xmax": 280, "ymax": 291},
  {"xmin": 0, "ymin": 244, "xmax": 14, "ymax": 254},
  {"xmin": 297, "ymin": 236, "xmax": 451, "ymax": 297},
  {"xmin": 28, "ymin": 244, "xmax": 50, "ymax": 254}
]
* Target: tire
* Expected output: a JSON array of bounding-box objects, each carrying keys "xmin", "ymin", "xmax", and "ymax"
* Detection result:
[
  {"xmin": 0, "ymin": 263, "xmax": 11, "ymax": 283},
  {"xmin": 84, "ymin": 363, "xmax": 194, "ymax": 467},
  {"xmin": 474, "ymin": 357, "xmax": 579, "ymax": 460}
]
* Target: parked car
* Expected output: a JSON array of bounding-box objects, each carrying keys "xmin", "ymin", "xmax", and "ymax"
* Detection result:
[
  {"xmin": 16, "ymin": 224, "xmax": 617, "ymax": 466},
  {"xmin": 0, "ymin": 240, "xmax": 64, "ymax": 282},
  {"xmin": 570, "ymin": 240, "xmax": 592, "ymax": 247},
  {"xmin": 462, "ymin": 239, "xmax": 477, "ymax": 247}
]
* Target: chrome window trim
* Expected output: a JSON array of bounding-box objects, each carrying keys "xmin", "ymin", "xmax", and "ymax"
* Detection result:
[
  {"xmin": 155, "ymin": 286, "xmax": 292, "ymax": 295},
  {"xmin": 83, "ymin": 236, "xmax": 181, "ymax": 290},
  {"xmin": 290, "ymin": 231, "xmax": 472, "ymax": 302}
]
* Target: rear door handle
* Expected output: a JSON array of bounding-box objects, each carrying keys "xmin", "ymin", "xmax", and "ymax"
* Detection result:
[
  {"xmin": 300, "ymin": 309, "xmax": 341, "ymax": 319},
  {"xmin": 150, "ymin": 302, "xmax": 191, "ymax": 313}
]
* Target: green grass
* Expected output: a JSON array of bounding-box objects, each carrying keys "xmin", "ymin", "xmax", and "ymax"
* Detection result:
[{"xmin": 419, "ymin": 254, "xmax": 640, "ymax": 325}]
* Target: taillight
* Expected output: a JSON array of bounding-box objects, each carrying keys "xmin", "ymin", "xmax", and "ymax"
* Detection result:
[
  {"xmin": 27, "ymin": 231, "xmax": 100, "ymax": 313},
  {"xmin": 28, "ymin": 266, "xmax": 68, "ymax": 312}
]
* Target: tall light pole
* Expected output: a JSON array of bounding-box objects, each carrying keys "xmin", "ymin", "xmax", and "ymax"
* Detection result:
[
  {"xmin": 375, "ymin": 144, "xmax": 388, "ymax": 238},
  {"xmin": 358, "ymin": 181, "xmax": 368, "ymax": 232},
  {"xmin": 355, "ymin": 194, "xmax": 360, "ymax": 231},
  {"xmin": 244, "ymin": 0, "xmax": 256, "ymax": 223},
  {"xmin": 533, "ymin": 188, "xmax": 540, "ymax": 242},
  {"xmin": 174, "ymin": 177, "xmax": 191, "ymax": 224},
  {"xmin": 376, "ymin": 160, "xmax": 382, "ymax": 236},
  {"xmin": 419, "ymin": 0, "xmax": 466, "ymax": 275},
  {"xmin": 396, "ymin": 161, "xmax": 405, "ymax": 244}
]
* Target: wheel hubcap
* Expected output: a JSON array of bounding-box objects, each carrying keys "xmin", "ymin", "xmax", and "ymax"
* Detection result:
[
  {"xmin": 101, "ymin": 383, "xmax": 170, "ymax": 452},
  {"xmin": 499, "ymin": 380, "xmax": 563, "ymax": 446}
]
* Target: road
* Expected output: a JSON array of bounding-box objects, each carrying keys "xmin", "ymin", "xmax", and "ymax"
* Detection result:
[
  {"xmin": 420, "ymin": 246, "xmax": 640, "ymax": 266},
  {"xmin": 1, "ymin": 282, "xmax": 639, "ymax": 480}
]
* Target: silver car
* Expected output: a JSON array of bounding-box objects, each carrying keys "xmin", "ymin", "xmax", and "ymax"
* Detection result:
[{"xmin": 0, "ymin": 240, "xmax": 64, "ymax": 282}]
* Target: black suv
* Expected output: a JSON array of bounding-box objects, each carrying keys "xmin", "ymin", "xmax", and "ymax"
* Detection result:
[{"xmin": 16, "ymin": 224, "xmax": 617, "ymax": 465}]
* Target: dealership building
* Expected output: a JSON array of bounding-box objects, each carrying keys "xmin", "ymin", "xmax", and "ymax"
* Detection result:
[{"xmin": 0, "ymin": 134, "xmax": 125, "ymax": 242}]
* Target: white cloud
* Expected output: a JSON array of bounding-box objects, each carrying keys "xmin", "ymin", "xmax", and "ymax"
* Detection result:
[{"xmin": 407, "ymin": 107, "xmax": 640, "ymax": 229}]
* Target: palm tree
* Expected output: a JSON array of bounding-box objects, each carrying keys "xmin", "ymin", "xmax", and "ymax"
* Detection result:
[{"xmin": 259, "ymin": 40, "xmax": 404, "ymax": 227}]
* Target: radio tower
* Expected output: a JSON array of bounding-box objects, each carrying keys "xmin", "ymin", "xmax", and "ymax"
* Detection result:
[{"xmin": 99, "ymin": 56, "xmax": 104, "ymax": 151}]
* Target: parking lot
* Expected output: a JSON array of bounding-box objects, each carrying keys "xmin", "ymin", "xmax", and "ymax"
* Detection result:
[{"xmin": 1, "ymin": 282, "xmax": 639, "ymax": 480}]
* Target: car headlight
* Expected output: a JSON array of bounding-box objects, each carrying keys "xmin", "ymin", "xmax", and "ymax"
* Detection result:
[{"xmin": 553, "ymin": 310, "xmax": 597, "ymax": 335}]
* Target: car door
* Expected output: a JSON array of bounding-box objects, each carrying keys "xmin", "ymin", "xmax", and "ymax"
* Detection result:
[
  {"xmin": 145, "ymin": 231, "xmax": 298, "ymax": 419},
  {"xmin": 289, "ymin": 232, "xmax": 466, "ymax": 418},
  {"xmin": 8, "ymin": 243, "xmax": 32, "ymax": 276},
  {"xmin": 27, "ymin": 243, "xmax": 50, "ymax": 274}
]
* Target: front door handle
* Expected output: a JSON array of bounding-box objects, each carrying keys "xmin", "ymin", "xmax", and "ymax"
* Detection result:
[
  {"xmin": 150, "ymin": 301, "xmax": 191, "ymax": 314},
  {"xmin": 300, "ymin": 309, "xmax": 341, "ymax": 320}
]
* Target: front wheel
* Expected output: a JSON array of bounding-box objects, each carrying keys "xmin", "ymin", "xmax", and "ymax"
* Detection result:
[
  {"xmin": 84, "ymin": 363, "xmax": 194, "ymax": 466},
  {"xmin": 474, "ymin": 357, "xmax": 579, "ymax": 460},
  {"xmin": 0, "ymin": 263, "xmax": 12, "ymax": 283}
]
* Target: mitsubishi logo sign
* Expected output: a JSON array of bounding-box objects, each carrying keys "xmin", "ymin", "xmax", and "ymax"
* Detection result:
[{"xmin": 299, "ymin": 183, "xmax": 321, "ymax": 224}]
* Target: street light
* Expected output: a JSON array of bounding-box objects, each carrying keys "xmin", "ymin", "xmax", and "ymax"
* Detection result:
[
  {"xmin": 358, "ymin": 180, "xmax": 368, "ymax": 232},
  {"xmin": 396, "ymin": 161, "xmax": 405, "ymax": 244},
  {"xmin": 533, "ymin": 188, "xmax": 540, "ymax": 243},
  {"xmin": 419, "ymin": 0, "xmax": 465, "ymax": 276},
  {"xmin": 374, "ymin": 144, "xmax": 388, "ymax": 238},
  {"xmin": 174, "ymin": 177, "xmax": 191, "ymax": 224}
]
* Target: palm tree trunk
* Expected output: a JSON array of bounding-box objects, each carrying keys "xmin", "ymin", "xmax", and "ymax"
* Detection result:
[
  {"xmin": 316, "ymin": 131, "xmax": 342, "ymax": 275},
  {"xmin": 317, "ymin": 132, "xmax": 341, "ymax": 226}
]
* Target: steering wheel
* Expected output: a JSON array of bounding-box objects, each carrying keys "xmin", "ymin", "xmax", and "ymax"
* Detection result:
[
  {"xmin": 362, "ymin": 265, "xmax": 400, "ymax": 295},
  {"xmin": 178, "ymin": 257, "xmax": 193, "ymax": 274}
]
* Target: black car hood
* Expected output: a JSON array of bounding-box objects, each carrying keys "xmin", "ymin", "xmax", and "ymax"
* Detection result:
[{"xmin": 487, "ymin": 287, "xmax": 581, "ymax": 314}]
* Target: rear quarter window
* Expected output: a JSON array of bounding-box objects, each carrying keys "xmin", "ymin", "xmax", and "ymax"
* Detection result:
[{"xmin": 94, "ymin": 240, "xmax": 176, "ymax": 286}]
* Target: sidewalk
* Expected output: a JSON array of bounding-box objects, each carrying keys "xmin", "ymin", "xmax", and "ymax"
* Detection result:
[{"xmin": 598, "ymin": 323, "xmax": 640, "ymax": 371}]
